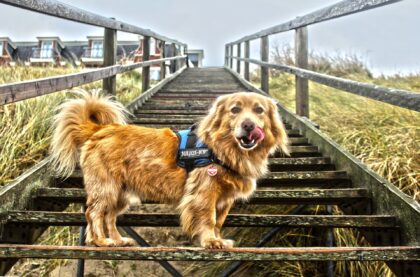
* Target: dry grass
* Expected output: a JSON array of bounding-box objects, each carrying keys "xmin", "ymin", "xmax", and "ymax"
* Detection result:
[{"xmin": 0, "ymin": 66, "xmax": 142, "ymax": 186}]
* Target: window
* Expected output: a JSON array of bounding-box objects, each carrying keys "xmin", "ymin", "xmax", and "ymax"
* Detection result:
[
  {"xmin": 0, "ymin": 42, "xmax": 3, "ymax": 56},
  {"xmin": 91, "ymin": 40, "xmax": 103, "ymax": 58},
  {"xmin": 150, "ymin": 38, "xmax": 156, "ymax": 55},
  {"xmin": 40, "ymin": 41, "xmax": 53, "ymax": 58}
]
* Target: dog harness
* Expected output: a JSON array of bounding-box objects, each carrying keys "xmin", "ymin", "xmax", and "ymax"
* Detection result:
[{"xmin": 176, "ymin": 124, "xmax": 232, "ymax": 173}]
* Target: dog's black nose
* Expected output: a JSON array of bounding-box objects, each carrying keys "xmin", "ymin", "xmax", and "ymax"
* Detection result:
[{"xmin": 241, "ymin": 119, "xmax": 255, "ymax": 132}]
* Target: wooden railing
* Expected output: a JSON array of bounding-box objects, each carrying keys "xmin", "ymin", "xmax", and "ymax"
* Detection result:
[
  {"xmin": 225, "ymin": 0, "xmax": 420, "ymax": 115},
  {"xmin": 0, "ymin": 0, "xmax": 188, "ymax": 105}
]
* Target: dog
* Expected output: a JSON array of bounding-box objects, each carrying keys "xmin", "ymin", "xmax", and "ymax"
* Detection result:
[{"xmin": 50, "ymin": 90, "xmax": 289, "ymax": 249}]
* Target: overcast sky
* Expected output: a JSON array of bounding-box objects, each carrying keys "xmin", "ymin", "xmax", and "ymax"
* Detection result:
[{"xmin": 0, "ymin": 0, "xmax": 419, "ymax": 75}]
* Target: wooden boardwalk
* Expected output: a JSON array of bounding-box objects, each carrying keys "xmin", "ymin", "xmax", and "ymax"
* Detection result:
[
  {"xmin": 0, "ymin": 0, "xmax": 419, "ymax": 276},
  {"xmin": 1, "ymin": 68, "xmax": 419, "ymax": 276}
]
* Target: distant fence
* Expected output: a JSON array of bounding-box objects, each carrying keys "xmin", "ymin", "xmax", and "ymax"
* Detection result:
[
  {"xmin": 225, "ymin": 0, "xmax": 420, "ymax": 114},
  {"xmin": 0, "ymin": 0, "xmax": 188, "ymax": 105}
]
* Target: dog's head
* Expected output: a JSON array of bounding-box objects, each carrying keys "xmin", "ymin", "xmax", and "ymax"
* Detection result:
[{"xmin": 198, "ymin": 92, "xmax": 289, "ymax": 158}]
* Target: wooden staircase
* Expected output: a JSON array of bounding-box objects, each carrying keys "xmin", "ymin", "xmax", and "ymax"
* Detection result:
[{"xmin": 0, "ymin": 68, "xmax": 419, "ymax": 276}]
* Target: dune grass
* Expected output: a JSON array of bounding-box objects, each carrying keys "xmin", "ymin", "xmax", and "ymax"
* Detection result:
[{"xmin": 0, "ymin": 66, "xmax": 142, "ymax": 186}]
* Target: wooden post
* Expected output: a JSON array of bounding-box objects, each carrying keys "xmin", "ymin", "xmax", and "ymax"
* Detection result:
[
  {"xmin": 236, "ymin": 43, "xmax": 241, "ymax": 74},
  {"xmin": 260, "ymin": 35, "xmax": 269, "ymax": 94},
  {"xmin": 295, "ymin": 27, "xmax": 309, "ymax": 117},
  {"xmin": 224, "ymin": 45, "xmax": 228, "ymax": 66},
  {"xmin": 170, "ymin": 43, "xmax": 176, "ymax": 73},
  {"xmin": 244, "ymin": 40, "xmax": 250, "ymax": 81},
  {"xmin": 229, "ymin": 45, "xmax": 233, "ymax": 69},
  {"xmin": 160, "ymin": 40, "xmax": 166, "ymax": 81},
  {"xmin": 142, "ymin": 36, "xmax": 150, "ymax": 92},
  {"xmin": 103, "ymin": 24, "xmax": 117, "ymax": 95}
]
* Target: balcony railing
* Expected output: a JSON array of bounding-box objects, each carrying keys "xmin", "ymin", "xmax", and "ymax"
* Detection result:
[
  {"xmin": 82, "ymin": 47, "xmax": 103, "ymax": 59},
  {"xmin": 31, "ymin": 48, "xmax": 59, "ymax": 59}
]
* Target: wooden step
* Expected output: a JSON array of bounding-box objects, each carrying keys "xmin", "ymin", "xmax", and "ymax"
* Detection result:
[
  {"xmin": 269, "ymin": 157, "xmax": 333, "ymax": 170},
  {"xmin": 4, "ymin": 211, "xmax": 396, "ymax": 228},
  {"xmin": 34, "ymin": 188, "xmax": 368, "ymax": 205},
  {"xmin": 131, "ymin": 118, "xmax": 292, "ymax": 128},
  {"xmin": 157, "ymin": 89, "xmax": 242, "ymax": 93},
  {"xmin": 64, "ymin": 170, "xmax": 346, "ymax": 183},
  {"xmin": 131, "ymin": 124, "xmax": 302, "ymax": 136},
  {"xmin": 262, "ymin": 171, "xmax": 348, "ymax": 183},
  {"xmin": 135, "ymin": 110, "xmax": 207, "ymax": 115},
  {"xmin": 1, "ymin": 245, "xmax": 418, "ymax": 261}
]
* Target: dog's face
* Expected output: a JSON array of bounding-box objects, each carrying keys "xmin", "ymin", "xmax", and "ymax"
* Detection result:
[{"xmin": 198, "ymin": 92, "xmax": 289, "ymax": 156}]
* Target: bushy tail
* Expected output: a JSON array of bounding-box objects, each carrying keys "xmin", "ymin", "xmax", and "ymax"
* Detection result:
[{"xmin": 50, "ymin": 89, "xmax": 128, "ymax": 177}]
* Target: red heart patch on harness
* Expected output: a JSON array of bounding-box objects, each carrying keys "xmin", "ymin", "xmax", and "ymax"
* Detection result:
[{"xmin": 207, "ymin": 165, "xmax": 218, "ymax": 176}]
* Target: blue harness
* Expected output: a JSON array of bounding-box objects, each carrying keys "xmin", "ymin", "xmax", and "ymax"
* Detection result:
[
  {"xmin": 176, "ymin": 124, "xmax": 239, "ymax": 174},
  {"xmin": 176, "ymin": 125, "xmax": 213, "ymax": 172}
]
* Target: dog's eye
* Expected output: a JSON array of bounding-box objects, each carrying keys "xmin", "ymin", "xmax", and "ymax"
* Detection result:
[
  {"xmin": 255, "ymin": 107, "xmax": 264, "ymax": 114},
  {"xmin": 231, "ymin": 107, "xmax": 241, "ymax": 114}
]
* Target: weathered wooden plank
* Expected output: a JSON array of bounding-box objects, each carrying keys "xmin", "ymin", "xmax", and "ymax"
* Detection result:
[
  {"xmin": 244, "ymin": 41, "xmax": 250, "ymax": 81},
  {"xmin": 228, "ymin": 57, "xmax": 420, "ymax": 112},
  {"xmin": 0, "ymin": 56, "xmax": 186, "ymax": 106},
  {"xmin": 160, "ymin": 40, "xmax": 166, "ymax": 81},
  {"xmin": 125, "ymin": 66, "xmax": 188, "ymax": 113},
  {"xmin": 142, "ymin": 36, "xmax": 151, "ymax": 92},
  {"xmin": 1, "ymin": 245, "xmax": 419, "ymax": 261},
  {"xmin": 4, "ymin": 211, "xmax": 396, "ymax": 228},
  {"xmin": 227, "ymin": 0, "xmax": 401, "ymax": 45},
  {"xmin": 236, "ymin": 43, "xmax": 241, "ymax": 74},
  {"xmin": 119, "ymin": 56, "xmax": 187, "ymax": 74},
  {"xmin": 0, "ymin": 0, "xmax": 186, "ymax": 46},
  {"xmin": 270, "ymin": 157, "xmax": 329, "ymax": 165},
  {"xmin": 103, "ymin": 25, "xmax": 117, "ymax": 95},
  {"xmin": 260, "ymin": 36, "xmax": 269, "ymax": 94},
  {"xmin": 295, "ymin": 27, "xmax": 309, "ymax": 117},
  {"xmin": 35, "ymin": 187, "xmax": 368, "ymax": 205}
]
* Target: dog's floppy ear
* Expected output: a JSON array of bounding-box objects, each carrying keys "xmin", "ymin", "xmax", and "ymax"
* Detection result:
[
  {"xmin": 198, "ymin": 94, "xmax": 229, "ymax": 139},
  {"xmin": 267, "ymin": 98, "xmax": 290, "ymax": 156}
]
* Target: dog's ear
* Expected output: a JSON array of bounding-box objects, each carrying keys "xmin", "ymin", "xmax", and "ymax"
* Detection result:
[
  {"xmin": 198, "ymin": 95, "xmax": 229, "ymax": 139},
  {"xmin": 267, "ymin": 98, "xmax": 290, "ymax": 156}
]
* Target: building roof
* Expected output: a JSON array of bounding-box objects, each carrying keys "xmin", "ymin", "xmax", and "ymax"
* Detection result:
[
  {"xmin": 36, "ymin": 36, "xmax": 65, "ymax": 48},
  {"xmin": 0, "ymin": 37, "xmax": 16, "ymax": 49}
]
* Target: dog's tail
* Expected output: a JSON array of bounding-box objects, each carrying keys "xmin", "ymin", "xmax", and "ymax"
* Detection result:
[{"xmin": 50, "ymin": 89, "xmax": 128, "ymax": 177}]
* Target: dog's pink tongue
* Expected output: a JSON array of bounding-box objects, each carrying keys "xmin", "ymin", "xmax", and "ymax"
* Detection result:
[{"xmin": 248, "ymin": 127, "xmax": 265, "ymax": 142}]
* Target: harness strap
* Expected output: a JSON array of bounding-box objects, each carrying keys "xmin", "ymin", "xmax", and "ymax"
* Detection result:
[{"xmin": 184, "ymin": 130, "xmax": 197, "ymax": 172}]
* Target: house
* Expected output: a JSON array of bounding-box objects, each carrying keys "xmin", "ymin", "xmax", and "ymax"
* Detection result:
[
  {"xmin": 0, "ymin": 37, "xmax": 17, "ymax": 65},
  {"xmin": 29, "ymin": 36, "xmax": 74, "ymax": 66},
  {"xmin": 186, "ymin": 49, "xmax": 204, "ymax": 67},
  {"xmin": 134, "ymin": 37, "xmax": 165, "ymax": 79}
]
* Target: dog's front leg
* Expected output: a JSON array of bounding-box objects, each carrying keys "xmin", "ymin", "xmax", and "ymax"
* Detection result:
[
  {"xmin": 214, "ymin": 199, "xmax": 235, "ymax": 247},
  {"xmin": 179, "ymin": 172, "xmax": 232, "ymax": 249}
]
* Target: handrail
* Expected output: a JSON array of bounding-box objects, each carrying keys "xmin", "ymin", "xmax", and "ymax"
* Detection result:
[
  {"xmin": 0, "ymin": 56, "xmax": 187, "ymax": 105},
  {"xmin": 0, "ymin": 0, "xmax": 186, "ymax": 46},
  {"xmin": 228, "ymin": 56, "xmax": 420, "ymax": 112},
  {"xmin": 224, "ymin": 0, "xmax": 418, "ymax": 116},
  {"xmin": 226, "ymin": 0, "xmax": 401, "ymax": 45}
]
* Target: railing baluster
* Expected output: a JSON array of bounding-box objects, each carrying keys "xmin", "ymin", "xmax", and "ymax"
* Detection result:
[
  {"xmin": 160, "ymin": 40, "xmax": 166, "ymax": 81},
  {"xmin": 142, "ymin": 36, "xmax": 151, "ymax": 92},
  {"xmin": 103, "ymin": 20, "xmax": 117, "ymax": 95},
  {"xmin": 244, "ymin": 41, "xmax": 250, "ymax": 81},
  {"xmin": 229, "ymin": 45, "xmax": 233, "ymax": 69},
  {"xmin": 260, "ymin": 35, "xmax": 269, "ymax": 94},
  {"xmin": 236, "ymin": 43, "xmax": 241, "ymax": 74},
  {"xmin": 295, "ymin": 27, "xmax": 309, "ymax": 117}
]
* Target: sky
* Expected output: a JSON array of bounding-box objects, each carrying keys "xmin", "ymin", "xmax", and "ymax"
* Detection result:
[{"xmin": 0, "ymin": 0, "xmax": 419, "ymax": 75}]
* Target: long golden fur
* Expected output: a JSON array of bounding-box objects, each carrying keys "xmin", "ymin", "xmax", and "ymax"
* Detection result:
[{"xmin": 50, "ymin": 90, "xmax": 289, "ymax": 249}]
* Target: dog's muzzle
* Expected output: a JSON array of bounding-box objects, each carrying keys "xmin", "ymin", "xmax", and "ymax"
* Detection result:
[{"xmin": 237, "ymin": 123, "xmax": 265, "ymax": 150}]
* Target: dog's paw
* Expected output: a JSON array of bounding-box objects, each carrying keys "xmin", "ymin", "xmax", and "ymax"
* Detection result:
[
  {"xmin": 221, "ymin": 239, "xmax": 235, "ymax": 248},
  {"xmin": 117, "ymin": 237, "xmax": 136, "ymax": 247},
  {"xmin": 94, "ymin": 238, "xmax": 117, "ymax": 247},
  {"xmin": 201, "ymin": 238, "xmax": 234, "ymax": 249}
]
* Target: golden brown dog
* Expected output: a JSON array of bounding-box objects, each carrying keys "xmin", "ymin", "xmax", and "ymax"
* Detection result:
[{"xmin": 50, "ymin": 90, "xmax": 289, "ymax": 249}]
